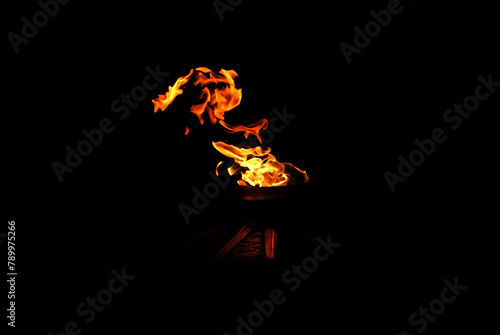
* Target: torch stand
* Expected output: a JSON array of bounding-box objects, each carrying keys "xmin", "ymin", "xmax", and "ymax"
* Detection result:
[
  {"xmin": 208, "ymin": 183, "xmax": 315, "ymax": 262},
  {"xmin": 174, "ymin": 183, "xmax": 316, "ymax": 263}
]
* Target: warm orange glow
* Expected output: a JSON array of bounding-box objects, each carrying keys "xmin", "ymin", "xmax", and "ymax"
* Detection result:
[
  {"xmin": 213, "ymin": 142, "xmax": 308, "ymax": 187},
  {"xmin": 152, "ymin": 66, "xmax": 309, "ymax": 187},
  {"xmin": 152, "ymin": 67, "xmax": 242, "ymax": 126},
  {"xmin": 215, "ymin": 161, "xmax": 224, "ymax": 176},
  {"xmin": 193, "ymin": 68, "xmax": 242, "ymax": 122},
  {"xmin": 219, "ymin": 119, "xmax": 269, "ymax": 144},
  {"xmin": 189, "ymin": 86, "xmax": 211, "ymax": 125},
  {"xmin": 152, "ymin": 69, "xmax": 194, "ymax": 113}
]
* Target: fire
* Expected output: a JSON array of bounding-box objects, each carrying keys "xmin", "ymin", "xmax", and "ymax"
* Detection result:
[
  {"xmin": 213, "ymin": 142, "xmax": 309, "ymax": 187},
  {"xmin": 152, "ymin": 67, "xmax": 242, "ymax": 125},
  {"xmin": 219, "ymin": 119, "xmax": 269, "ymax": 144},
  {"xmin": 152, "ymin": 69, "xmax": 194, "ymax": 113},
  {"xmin": 152, "ymin": 67, "xmax": 308, "ymax": 187}
]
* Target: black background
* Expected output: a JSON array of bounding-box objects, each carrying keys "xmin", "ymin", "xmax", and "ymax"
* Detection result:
[{"xmin": 3, "ymin": 0, "xmax": 498, "ymax": 334}]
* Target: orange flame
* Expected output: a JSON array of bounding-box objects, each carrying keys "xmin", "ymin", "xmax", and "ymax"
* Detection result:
[
  {"xmin": 213, "ymin": 142, "xmax": 308, "ymax": 187},
  {"xmin": 219, "ymin": 119, "xmax": 269, "ymax": 143},
  {"xmin": 193, "ymin": 68, "xmax": 242, "ymax": 122},
  {"xmin": 152, "ymin": 67, "xmax": 308, "ymax": 187},
  {"xmin": 152, "ymin": 69, "xmax": 194, "ymax": 113},
  {"xmin": 152, "ymin": 67, "xmax": 242, "ymax": 125}
]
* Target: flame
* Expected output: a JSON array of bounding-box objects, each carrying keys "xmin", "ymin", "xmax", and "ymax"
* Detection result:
[
  {"xmin": 189, "ymin": 86, "xmax": 212, "ymax": 125},
  {"xmin": 152, "ymin": 66, "xmax": 308, "ymax": 187},
  {"xmin": 152, "ymin": 67, "xmax": 242, "ymax": 125},
  {"xmin": 152, "ymin": 69, "xmax": 194, "ymax": 113},
  {"xmin": 219, "ymin": 119, "xmax": 269, "ymax": 143},
  {"xmin": 212, "ymin": 142, "xmax": 308, "ymax": 187},
  {"xmin": 193, "ymin": 68, "xmax": 242, "ymax": 122}
]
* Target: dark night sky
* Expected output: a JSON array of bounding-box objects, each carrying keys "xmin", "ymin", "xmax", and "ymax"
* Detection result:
[{"xmin": 4, "ymin": 1, "xmax": 498, "ymax": 334}]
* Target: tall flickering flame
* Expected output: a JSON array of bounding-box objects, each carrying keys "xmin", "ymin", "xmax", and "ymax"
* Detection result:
[{"xmin": 152, "ymin": 67, "xmax": 308, "ymax": 187}]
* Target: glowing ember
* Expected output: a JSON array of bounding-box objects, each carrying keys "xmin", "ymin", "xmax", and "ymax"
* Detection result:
[{"xmin": 152, "ymin": 67, "xmax": 308, "ymax": 187}]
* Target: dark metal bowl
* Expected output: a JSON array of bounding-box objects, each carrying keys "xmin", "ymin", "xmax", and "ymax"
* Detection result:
[{"xmin": 228, "ymin": 182, "xmax": 311, "ymax": 201}]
